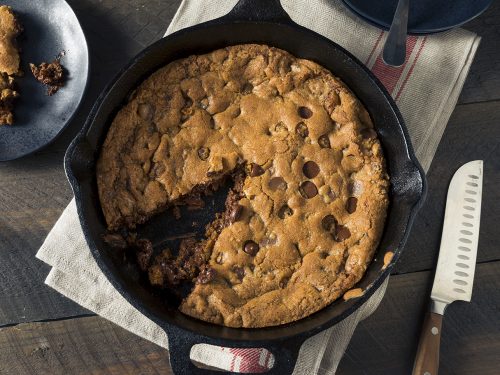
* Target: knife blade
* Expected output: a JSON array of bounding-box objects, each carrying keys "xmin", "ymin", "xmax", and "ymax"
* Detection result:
[{"xmin": 413, "ymin": 160, "xmax": 483, "ymax": 375}]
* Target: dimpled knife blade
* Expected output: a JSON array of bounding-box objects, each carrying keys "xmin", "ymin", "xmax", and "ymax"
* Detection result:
[
  {"xmin": 430, "ymin": 160, "xmax": 483, "ymax": 312},
  {"xmin": 413, "ymin": 161, "xmax": 483, "ymax": 375}
]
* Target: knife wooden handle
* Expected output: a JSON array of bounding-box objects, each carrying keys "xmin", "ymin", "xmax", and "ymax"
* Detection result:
[{"xmin": 412, "ymin": 312, "xmax": 443, "ymax": 375}]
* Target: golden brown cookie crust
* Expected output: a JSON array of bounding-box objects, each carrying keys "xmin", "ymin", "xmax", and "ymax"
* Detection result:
[
  {"xmin": 0, "ymin": 5, "xmax": 21, "ymax": 125},
  {"xmin": 97, "ymin": 44, "xmax": 389, "ymax": 328},
  {"xmin": 0, "ymin": 5, "xmax": 21, "ymax": 76}
]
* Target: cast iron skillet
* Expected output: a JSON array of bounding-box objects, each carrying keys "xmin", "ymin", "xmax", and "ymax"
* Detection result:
[{"xmin": 64, "ymin": 0, "xmax": 426, "ymax": 373}]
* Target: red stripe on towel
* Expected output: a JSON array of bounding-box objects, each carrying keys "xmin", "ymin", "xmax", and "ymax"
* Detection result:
[
  {"xmin": 394, "ymin": 36, "xmax": 427, "ymax": 101},
  {"xmin": 365, "ymin": 30, "xmax": 385, "ymax": 65},
  {"xmin": 370, "ymin": 35, "xmax": 418, "ymax": 94}
]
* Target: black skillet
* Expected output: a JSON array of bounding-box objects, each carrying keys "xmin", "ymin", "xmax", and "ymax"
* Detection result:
[{"xmin": 64, "ymin": 0, "xmax": 426, "ymax": 374}]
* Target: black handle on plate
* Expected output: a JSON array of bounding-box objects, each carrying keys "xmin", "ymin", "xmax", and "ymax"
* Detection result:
[
  {"xmin": 166, "ymin": 326, "xmax": 304, "ymax": 375},
  {"xmin": 220, "ymin": 0, "xmax": 294, "ymax": 25}
]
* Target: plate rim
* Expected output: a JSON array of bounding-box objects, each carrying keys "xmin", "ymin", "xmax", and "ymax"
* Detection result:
[
  {"xmin": 342, "ymin": 0, "xmax": 493, "ymax": 35},
  {"xmin": 0, "ymin": 0, "xmax": 90, "ymax": 162}
]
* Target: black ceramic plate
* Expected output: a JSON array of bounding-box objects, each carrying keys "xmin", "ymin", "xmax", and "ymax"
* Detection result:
[
  {"xmin": 342, "ymin": 0, "xmax": 492, "ymax": 34},
  {"xmin": 0, "ymin": 0, "xmax": 88, "ymax": 161}
]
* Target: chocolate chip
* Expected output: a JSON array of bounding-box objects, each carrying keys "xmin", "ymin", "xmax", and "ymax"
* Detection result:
[
  {"xmin": 233, "ymin": 266, "xmax": 245, "ymax": 280},
  {"xmin": 335, "ymin": 225, "xmax": 351, "ymax": 242},
  {"xmin": 279, "ymin": 277, "xmax": 289, "ymax": 288},
  {"xmin": 303, "ymin": 161, "xmax": 320, "ymax": 179},
  {"xmin": 184, "ymin": 97, "xmax": 193, "ymax": 108},
  {"xmin": 135, "ymin": 239, "xmax": 154, "ymax": 271},
  {"xmin": 298, "ymin": 106, "xmax": 313, "ymax": 119},
  {"xmin": 269, "ymin": 176, "xmax": 287, "ymax": 190},
  {"xmin": 172, "ymin": 206, "xmax": 181, "ymax": 220},
  {"xmin": 361, "ymin": 128, "xmax": 377, "ymax": 139},
  {"xmin": 318, "ymin": 134, "xmax": 331, "ymax": 148},
  {"xmin": 229, "ymin": 204, "xmax": 244, "ymax": 223},
  {"xmin": 138, "ymin": 103, "xmax": 153, "ymax": 121},
  {"xmin": 248, "ymin": 163, "xmax": 265, "ymax": 177},
  {"xmin": 318, "ymin": 251, "xmax": 329, "ymax": 259},
  {"xmin": 278, "ymin": 205, "xmax": 293, "ymax": 219},
  {"xmin": 135, "ymin": 238, "xmax": 153, "ymax": 253},
  {"xmin": 274, "ymin": 121, "xmax": 287, "ymax": 132},
  {"xmin": 346, "ymin": 197, "xmax": 358, "ymax": 214},
  {"xmin": 197, "ymin": 266, "xmax": 216, "ymax": 284},
  {"xmin": 295, "ymin": 122, "xmax": 309, "ymax": 137},
  {"xmin": 146, "ymin": 124, "xmax": 157, "ymax": 135},
  {"xmin": 197, "ymin": 147, "xmax": 210, "ymax": 160},
  {"xmin": 299, "ymin": 181, "xmax": 318, "ymax": 199},
  {"xmin": 242, "ymin": 82, "xmax": 253, "ymax": 95},
  {"xmin": 243, "ymin": 240, "xmax": 259, "ymax": 256},
  {"xmin": 209, "ymin": 117, "xmax": 216, "ymax": 129},
  {"xmin": 321, "ymin": 215, "xmax": 337, "ymax": 233},
  {"xmin": 102, "ymin": 233, "xmax": 128, "ymax": 250},
  {"xmin": 206, "ymin": 170, "xmax": 221, "ymax": 178}
]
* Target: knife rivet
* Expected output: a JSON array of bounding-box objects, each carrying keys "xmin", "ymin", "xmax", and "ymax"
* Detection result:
[
  {"xmin": 431, "ymin": 327, "xmax": 439, "ymax": 335},
  {"xmin": 424, "ymin": 372, "xmax": 431, "ymax": 375}
]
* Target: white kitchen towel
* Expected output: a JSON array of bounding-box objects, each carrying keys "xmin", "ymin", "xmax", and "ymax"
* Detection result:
[{"xmin": 37, "ymin": 0, "xmax": 480, "ymax": 373}]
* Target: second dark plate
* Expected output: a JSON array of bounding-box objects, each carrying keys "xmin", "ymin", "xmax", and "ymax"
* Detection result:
[{"xmin": 342, "ymin": 0, "xmax": 492, "ymax": 34}]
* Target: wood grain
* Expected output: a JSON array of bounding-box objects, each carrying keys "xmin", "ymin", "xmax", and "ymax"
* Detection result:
[
  {"xmin": 395, "ymin": 100, "xmax": 500, "ymax": 274},
  {"xmin": 0, "ymin": 152, "xmax": 88, "ymax": 325},
  {"xmin": 458, "ymin": 0, "xmax": 500, "ymax": 104},
  {"xmin": 337, "ymin": 262, "xmax": 500, "ymax": 375},
  {"xmin": 0, "ymin": 316, "xmax": 172, "ymax": 375},
  {"xmin": 0, "ymin": 262, "xmax": 498, "ymax": 375},
  {"xmin": 412, "ymin": 312, "xmax": 443, "ymax": 375}
]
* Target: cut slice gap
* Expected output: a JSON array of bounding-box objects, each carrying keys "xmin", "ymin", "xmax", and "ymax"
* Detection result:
[{"xmin": 131, "ymin": 167, "xmax": 247, "ymax": 300}]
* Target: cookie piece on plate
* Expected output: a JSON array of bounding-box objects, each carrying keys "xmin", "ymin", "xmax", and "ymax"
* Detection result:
[{"xmin": 0, "ymin": 5, "xmax": 22, "ymax": 125}]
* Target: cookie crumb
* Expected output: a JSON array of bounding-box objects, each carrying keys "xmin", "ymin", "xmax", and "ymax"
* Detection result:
[
  {"xmin": 382, "ymin": 251, "xmax": 394, "ymax": 270},
  {"xmin": 343, "ymin": 288, "xmax": 364, "ymax": 301},
  {"xmin": 30, "ymin": 52, "xmax": 66, "ymax": 95}
]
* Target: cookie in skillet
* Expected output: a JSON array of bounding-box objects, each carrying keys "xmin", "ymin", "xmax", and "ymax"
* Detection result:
[{"xmin": 97, "ymin": 44, "xmax": 389, "ymax": 328}]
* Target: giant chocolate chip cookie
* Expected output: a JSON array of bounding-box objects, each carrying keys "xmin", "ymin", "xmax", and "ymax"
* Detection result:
[{"xmin": 97, "ymin": 44, "xmax": 389, "ymax": 328}]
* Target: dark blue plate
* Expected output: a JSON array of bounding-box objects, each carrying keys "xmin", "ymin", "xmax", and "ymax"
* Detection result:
[
  {"xmin": 0, "ymin": 0, "xmax": 88, "ymax": 161},
  {"xmin": 342, "ymin": 0, "xmax": 492, "ymax": 34}
]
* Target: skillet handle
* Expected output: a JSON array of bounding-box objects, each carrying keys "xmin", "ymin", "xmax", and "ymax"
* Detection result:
[
  {"xmin": 221, "ymin": 0, "xmax": 294, "ymax": 25},
  {"xmin": 64, "ymin": 135, "xmax": 94, "ymax": 189},
  {"xmin": 166, "ymin": 326, "xmax": 304, "ymax": 375}
]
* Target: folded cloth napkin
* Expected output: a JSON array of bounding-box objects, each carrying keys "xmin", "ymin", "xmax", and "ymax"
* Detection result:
[{"xmin": 37, "ymin": 0, "xmax": 480, "ymax": 373}]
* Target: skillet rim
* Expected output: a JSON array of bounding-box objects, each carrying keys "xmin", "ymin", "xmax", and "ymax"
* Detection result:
[{"xmin": 64, "ymin": 18, "xmax": 426, "ymax": 346}]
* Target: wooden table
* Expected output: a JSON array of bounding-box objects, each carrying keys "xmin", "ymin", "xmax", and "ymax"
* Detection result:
[{"xmin": 1, "ymin": 1, "xmax": 499, "ymax": 374}]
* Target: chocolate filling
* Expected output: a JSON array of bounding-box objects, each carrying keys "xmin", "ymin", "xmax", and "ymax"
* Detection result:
[{"xmin": 103, "ymin": 166, "xmax": 247, "ymax": 297}]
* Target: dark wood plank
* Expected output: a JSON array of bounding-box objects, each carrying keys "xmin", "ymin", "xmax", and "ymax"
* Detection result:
[
  {"xmin": 458, "ymin": 0, "xmax": 500, "ymax": 104},
  {"xmin": 0, "ymin": 316, "xmax": 172, "ymax": 375},
  {"xmin": 1, "ymin": 262, "xmax": 498, "ymax": 375},
  {"xmin": 395, "ymin": 100, "xmax": 500, "ymax": 274},
  {"xmin": 338, "ymin": 261, "xmax": 500, "ymax": 375},
  {"xmin": 0, "ymin": 152, "xmax": 89, "ymax": 325}
]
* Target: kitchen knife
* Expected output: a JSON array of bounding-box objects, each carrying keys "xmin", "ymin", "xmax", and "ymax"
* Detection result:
[{"xmin": 412, "ymin": 160, "xmax": 483, "ymax": 375}]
